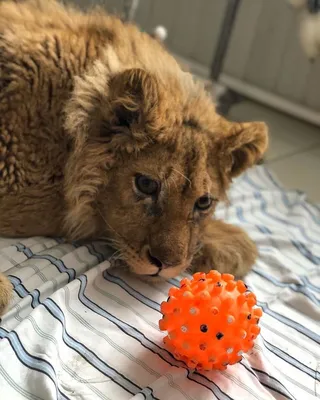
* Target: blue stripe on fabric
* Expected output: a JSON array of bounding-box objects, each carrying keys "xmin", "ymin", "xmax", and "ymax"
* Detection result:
[
  {"xmin": 169, "ymin": 276, "xmax": 320, "ymax": 347},
  {"xmin": 242, "ymin": 170, "xmax": 316, "ymax": 234},
  {"xmin": 254, "ymin": 188, "xmax": 320, "ymax": 249},
  {"xmin": 81, "ymin": 275, "xmax": 181, "ymax": 364},
  {"xmin": 15, "ymin": 243, "xmax": 76, "ymax": 281},
  {"xmin": 171, "ymin": 276, "xmax": 320, "ymax": 346},
  {"xmin": 4, "ymin": 273, "xmax": 143, "ymax": 396},
  {"xmin": 81, "ymin": 274, "xmax": 234, "ymax": 400},
  {"xmin": 261, "ymin": 167, "xmax": 320, "ymax": 226},
  {"xmin": 245, "ymin": 175, "xmax": 320, "ymax": 246},
  {"xmin": 230, "ymin": 189, "xmax": 320, "ymax": 267},
  {"xmin": 8, "ymin": 276, "xmax": 41, "ymax": 307},
  {"xmin": 42, "ymin": 297, "xmax": 140, "ymax": 396},
  {"xmin": 139, "ymin": 387, "xmax": 159, "ymax": 400},
  {"xmin": 0, "ymin": 328, "xmax": 69, "ymax": 400},
  {"xmin": 258, "ymin": 245, "xmax": 315, "ymax": 275},
  {"xmin": 168, "ymin": 278, "xmax": 319, "ymax": 377},
  {"xmin": 262, "ymin": 338, "xmax": 318, "ymax": 380},
  {"xmin": 5, "ymin": 224, "xmax": 318, "ymax": 397},
  {"xmin": 257, "ymin": 225, "xmax": 272, "ymax": 235},
  {"xmin": 239, "ymin": 362, "xmax": 295, "ymax": 400},
  {"xmin": 302, "ymin": 276, "xmax": 320, "ymax": 293},
  {"xmin": 3, "ymin": 275, "xmax": 154, "ymax": 398},
  {"xmin": 235, "ymin": 206, "xmax": 272, "ymax": 234},
  {"xmin": 8, "ymin": 276, "xmax": 25, "ymax": 299},
  {"xmin": 229, "ymin": 194, "xmax": 320, "ymax": 280},
  {"xmin": 253, "ymin": 268, "xmax": 320, "ymax": 306},
  {"xmin": 86, "ymin": 243, "xmax": 107, "ymax": 264},
  {"xmin": 301, "ymin": 203, "xmax": 320, "ymax": 226},
  {"xmin": 105, "ymin": 272, "xmax": 319, "ymax": 389},
  {"xmin": 259, "ymin": 301, "xmax": 320, "ymax": 345},
  {"xmin": 241, "ymin": 168, "xmax": 314, "ymax": 247},
  {"xmin": 291, "ymin": 240, "xmax": 320, "ymax": 265},
  {"xmin": 104, "ymin": 270, "xmax": 160, "ymax": 311}
]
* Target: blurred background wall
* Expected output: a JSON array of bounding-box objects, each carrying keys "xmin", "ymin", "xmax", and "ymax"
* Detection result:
[{"xmin": 67, "ymin": 0, "xmax": 320, "ymax": 124}]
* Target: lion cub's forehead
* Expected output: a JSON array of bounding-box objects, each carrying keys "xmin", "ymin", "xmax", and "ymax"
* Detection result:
[{"xmin": 132, "ymin": 137, "xmax": 223, "ymax": 197}]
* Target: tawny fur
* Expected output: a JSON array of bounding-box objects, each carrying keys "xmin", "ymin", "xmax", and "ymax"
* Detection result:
[
  {"xmin": 0, "ymin": 0, "xmax": 268, "ymax": 315},
  {"xmin": 0, "ymin": 273, "xmax": 12, "ymax": 316}
]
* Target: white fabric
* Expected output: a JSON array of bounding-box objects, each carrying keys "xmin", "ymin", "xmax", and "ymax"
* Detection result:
[{"xmin": 0, "ymin": 166, "xmax": 319, "ymax": 400}]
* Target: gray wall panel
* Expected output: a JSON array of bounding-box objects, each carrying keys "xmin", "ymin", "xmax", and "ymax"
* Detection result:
[
  {"xmin": 192, "ymin": 0, "xmax": 227, "ymax": 66},
  {"xmin": 274, "ymin": 13, "xmax": 311, "ymax": 103},
  {"xmin": 304, "ymin": 59, "xmax": 320, "ymax": 110},
  {"xmin": 66, "ymin": 0, "xmax": 320, "ymax": 113},
  {"xmin": 223, "ymin": 0, "xmax": 263, "ymax": 80},
  {"xmin": 243, "ymin": 0, "xmax": 292, "ymax": 91}
]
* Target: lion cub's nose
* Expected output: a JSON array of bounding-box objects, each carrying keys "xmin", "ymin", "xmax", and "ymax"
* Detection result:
[{"xmin": 147, "ymin": 249, "xmax": 170, "ymax": 270}]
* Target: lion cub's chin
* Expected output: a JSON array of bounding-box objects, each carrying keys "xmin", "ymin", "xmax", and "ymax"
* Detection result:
[{"xmin": 139, "ymin": 267, "xmax": 189, "ymax": 283}]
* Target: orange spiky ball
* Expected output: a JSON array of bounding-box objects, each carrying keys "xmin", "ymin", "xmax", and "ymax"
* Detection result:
[{"xmin": 159, "ymin": 270, "xmax": 262, "ymax": 371}]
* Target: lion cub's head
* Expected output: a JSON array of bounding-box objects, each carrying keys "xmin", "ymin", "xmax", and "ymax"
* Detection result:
[{"xmin": 64, "ymin": 65, "xmax": 268, "ymax": 279}]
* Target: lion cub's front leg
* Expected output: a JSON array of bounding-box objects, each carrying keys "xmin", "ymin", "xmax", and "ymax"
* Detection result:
[
  {"xmin": 0, "ymin": 273, "xmax": 12, "ymax": 317},
  {"xmin": 191, "ymin": 219, "xmax": 258, "ymax": 278}
]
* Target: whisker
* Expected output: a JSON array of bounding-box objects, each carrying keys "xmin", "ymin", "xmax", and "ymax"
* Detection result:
[
  {"xmin": 110, "ymin": 248, "xmax": 121, "ymax": 256},
  {"xmin": 97, "ymin": 209, "xmax": 123, "ymax": 240},
  {"xmin": 172, "ymin": 167, "xmax": 192, "ymax": 188},
  {"xmin": 167, "ymin": 173, "xmax": 178, "ymax": 191},
  {"xmin": 162, "ymin": 175, "xmax": 169, "ymax": 191},
  {"xmin": 96, "ymin": 210, "xmax": 144, "ymax": 267},
  {"xmin": 97, "ymin": 237, "xmax": 121, "ymax": 248}
]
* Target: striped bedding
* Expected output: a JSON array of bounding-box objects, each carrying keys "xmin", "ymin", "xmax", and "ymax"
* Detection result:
[{"xmin": 0, "ymin": 166, "xmax": 319, "ymax": 400}]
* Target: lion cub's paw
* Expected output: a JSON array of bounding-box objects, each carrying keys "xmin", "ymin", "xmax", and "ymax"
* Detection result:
[
  {"xmin": 0, "ymin": 273, "xmax": 13, "ymax": 317},
  {"xmin": 191, "ymin": 233, "xmax": 258, "ymax": 279}
]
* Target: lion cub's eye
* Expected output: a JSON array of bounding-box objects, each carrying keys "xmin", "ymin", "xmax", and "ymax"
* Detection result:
[
  {"xmin": 195, "ymin": 195, "xmax": 213, "ymax": 211},
  {"xmin": 135, "ymin": 174, "xmax": 159, "ymax": 196}
]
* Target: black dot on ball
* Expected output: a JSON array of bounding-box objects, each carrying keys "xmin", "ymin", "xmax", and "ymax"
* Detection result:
[
  {"xmin": 247, "ymin": 314, "xmax": 252, "ymax": 320},
  {"xmin": 216, "ymin": 282, "xmax": 222, "ymax": 287},
  {"xmin": 216, "ymin": 332, "xmax": 224, "ymax": 340},
  {"xmin": 200, "ymin": 324, "xmax": 208, "ymax": 333}
]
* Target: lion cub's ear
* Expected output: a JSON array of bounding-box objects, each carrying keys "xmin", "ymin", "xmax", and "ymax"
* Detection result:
[
  {"xmin": 101, "ymin": 68, "xmax": 162, "ymax": 138},
  {"xmin": 65, "ymin": 67, "xmax": 164, "ymax": 152},
  {"xmin": 108, "ymin": 68, "xmax": 159, "ymax": 125},
  {"xmin": 221, "ymin": 121, "xmax": 269, "ymax": 178}
]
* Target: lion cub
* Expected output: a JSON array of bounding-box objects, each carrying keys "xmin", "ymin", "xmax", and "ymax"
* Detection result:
[{"xmin": 0, "ymin": 0, "xmax": 268, "ymax": 315}]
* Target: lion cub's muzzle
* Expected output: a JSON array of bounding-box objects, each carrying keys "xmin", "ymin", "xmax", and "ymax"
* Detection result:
[{"xmin": 141, "ymin": 243, "xmax": 188, "ymax": 275}]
